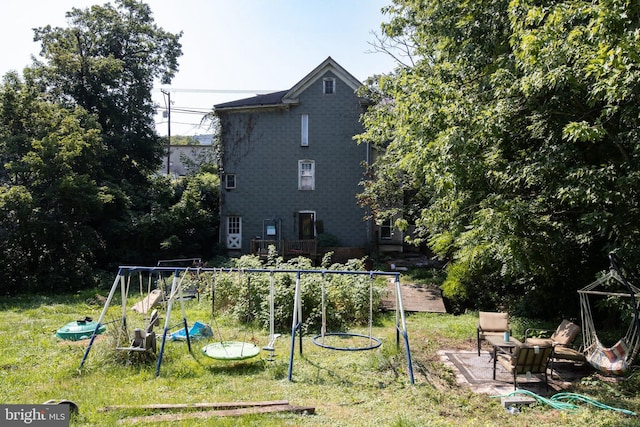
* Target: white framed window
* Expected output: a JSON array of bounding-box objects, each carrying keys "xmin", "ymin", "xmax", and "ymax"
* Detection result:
[
  {"xmin": 380, "ymin": 218, "xmax": 393, "ymax": 240},
  {"xmin": 224, "ymin": 174, "xmax": 236, "ymax": 189},
  {"xmin": 323, "ymin": 78, "xmax": 335, "ymax": 95},
  {"xmin": 301, "ymin": 114, "xmax": 309, "ymax": 146},
  {"xmin": 298, "ymin": 160, "xmax": 315, "ymax": 191},
  {"xmin": 228, "ymin": 216, "xmax": 241, "ymax": 234}
]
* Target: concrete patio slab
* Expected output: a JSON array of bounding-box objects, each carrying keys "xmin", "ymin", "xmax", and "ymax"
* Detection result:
[{"xmin": 438, "ymin": 350, "xmax": 593, "ymax": 397}]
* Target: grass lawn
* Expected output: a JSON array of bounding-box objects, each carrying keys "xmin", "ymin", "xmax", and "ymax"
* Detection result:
[{"xmin": 1, "ymin": 290, "xmax": 639, "ymax": 426}]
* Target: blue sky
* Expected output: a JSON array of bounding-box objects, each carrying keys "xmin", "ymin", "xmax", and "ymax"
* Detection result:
[{"xmin": 1, "ymin": 0, "xmax": 397, "ymax": 136}]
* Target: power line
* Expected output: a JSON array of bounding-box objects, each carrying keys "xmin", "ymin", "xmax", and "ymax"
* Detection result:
[
  {"xmin": 170, "ymin": 107, "xmax": 212, "ymax": 115},
  {"xmin": 154, "ymin": 87, "xmax": 278, "ymax": 94},
  {"xmin": 156, "ymin": 119, "xmax": 207, "ymax": 126}
]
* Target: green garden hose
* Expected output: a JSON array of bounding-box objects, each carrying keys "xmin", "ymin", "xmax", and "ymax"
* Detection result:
[{"xmin": 492, "ymin": 390, "xmax": 636, "ymax": 416}]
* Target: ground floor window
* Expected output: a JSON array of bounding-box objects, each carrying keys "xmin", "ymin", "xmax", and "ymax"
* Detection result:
[{"xmin": 380, "ymin": 218, "xmax": 393, "ymax": 240}]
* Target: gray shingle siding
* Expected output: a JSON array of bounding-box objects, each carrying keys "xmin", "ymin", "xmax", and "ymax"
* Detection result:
[{"xmin": 217, "ymin": 59, "xmax": 370, "ymax": 254}]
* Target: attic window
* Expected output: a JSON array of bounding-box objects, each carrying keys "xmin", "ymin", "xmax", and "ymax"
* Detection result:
[{"xmin": 323, "ymin": 78, "xmax": 335, "ymax": 95}]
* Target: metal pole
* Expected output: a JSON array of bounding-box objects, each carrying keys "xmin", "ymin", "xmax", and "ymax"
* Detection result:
[
  {"xmin": 79, "ymin": 269, "xmax": 123, "ymax": 370},
  {"xmin": 395, "ymin": 275, "xmax": 415, "ymax": 384},
  {"xmin": 287, "ymin": 271, "xmax": 302, "ymax": 381},
  {"xmin": 609, "ymin": 253, "xmax": 640, "ymax": 346},
  {"xmin": 161, "ymin": 89, "xmax": 171, "ymax": 175},
  {"xmin": 297, "ymin": 271, "xmax": 303, "ymax": 355},
  {"xmin": 179, "ymin": 270, "xmax": 192, "ymax": 354},
  {"xmin": 156, "ymin": 271, "xmax": 178, "ymax": 377}
]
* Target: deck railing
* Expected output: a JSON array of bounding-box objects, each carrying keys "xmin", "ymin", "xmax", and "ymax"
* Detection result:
[{"xmin": 250, "ymin": 239, "xmax": 317, "ymax": 259}]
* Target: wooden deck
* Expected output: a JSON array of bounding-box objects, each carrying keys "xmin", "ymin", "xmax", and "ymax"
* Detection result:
[
  {"xmin": 379, "ymin": 279, "xmax": 447, "ymax": 313},
  {"xmin": 250, "ymin": 239, "xmax": 317, "ymax": 260}
]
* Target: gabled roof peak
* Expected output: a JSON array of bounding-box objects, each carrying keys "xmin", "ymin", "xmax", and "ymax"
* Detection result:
[
  {"xmin": 214, "ymin": 57, "xmax": 361, "ymax": 111},
  {"xmin": 283, "ymin": 57, "xmax": 361, "ymax": 103}
]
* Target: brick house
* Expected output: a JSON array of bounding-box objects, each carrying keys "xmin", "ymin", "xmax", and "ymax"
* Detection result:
[{"xmin": 214, "ymin": 57, "xmax": 383, "ymax": 260}]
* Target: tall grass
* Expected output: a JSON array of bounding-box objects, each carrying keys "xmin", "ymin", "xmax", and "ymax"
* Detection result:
[{"xmin": 1, "ymin": 290, "xmax": 639, "ymax": 426}]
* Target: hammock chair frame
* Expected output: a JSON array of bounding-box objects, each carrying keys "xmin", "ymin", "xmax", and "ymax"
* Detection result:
[{"xmin": 578, "ymin": 253, "xmax": 640, "ymax": 374}]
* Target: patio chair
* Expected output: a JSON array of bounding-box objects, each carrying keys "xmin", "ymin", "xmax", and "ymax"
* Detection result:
[
  {"xmin": 477, "ymin": 311, "xmax": 510, "ymax": 356},
  {"xmin": 524, "ymin": 319, "xmax": 586, "ymax": 374},
  {"xmin": 524, "ymin": 319, "xmax": 580, "ymax": 347},
  {"xmin": 493, "ymin": 343, "xmax": 553, "ymax": 390}
]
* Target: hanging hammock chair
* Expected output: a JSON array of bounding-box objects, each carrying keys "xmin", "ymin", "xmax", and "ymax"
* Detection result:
[{"xmin": 579, "ymin": 254, "xmax": 640, "ymax": 375}]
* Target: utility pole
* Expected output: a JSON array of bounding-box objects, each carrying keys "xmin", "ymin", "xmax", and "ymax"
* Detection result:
[{"xmin": 161, "ymin": 89, "xmax": 171, "ymax": 175}]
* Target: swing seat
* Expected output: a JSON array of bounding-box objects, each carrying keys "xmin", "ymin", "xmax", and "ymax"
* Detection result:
[
  {"xmin": 117, "ymin": 328, "xmax": 157, "ymax": 353},
  {"xmin": 263, "ymin": 333, "xmax": 281, "ymax": 352},
  {"xmin": 586, "ymin": 338, "xmax": 630, "ymax": 375},
  {"xmin": 202, "ymin": 341, "xmax": 260, "ymax": 360},
  {"xmin": 116, "ymin": 310, "xmax": 159, "ymax": 353}
]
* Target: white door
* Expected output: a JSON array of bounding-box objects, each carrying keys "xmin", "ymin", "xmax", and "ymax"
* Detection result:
[{"xmin": 226, "ymin": 216, "xmax": 242, "ymax": 249}]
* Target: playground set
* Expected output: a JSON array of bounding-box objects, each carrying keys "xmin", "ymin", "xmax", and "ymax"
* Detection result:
[{"xmin": 77, "ymin": 265, "xmax": 415, "ymax": 384}]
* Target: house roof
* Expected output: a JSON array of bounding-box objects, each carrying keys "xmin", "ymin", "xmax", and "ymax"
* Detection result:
[
  {"xmin": 214, "ymin": 57, "xmax": 362, "ymax": 112},
  {"xmin": 213, "ymin": 90, "xmax": 289, "ymax": 110}
]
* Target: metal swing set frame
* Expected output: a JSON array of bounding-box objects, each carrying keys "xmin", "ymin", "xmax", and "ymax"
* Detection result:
[
  {"xmin": 79, "ymin": 265, "xmax": 198, "ymax": 377},
  {"xmin": 284, "ymin": 268, "xmax": 414, "ymax": 384},
  {"xmin": 78, "ymin": 266, "xmax": 414, "ymax": 384}
]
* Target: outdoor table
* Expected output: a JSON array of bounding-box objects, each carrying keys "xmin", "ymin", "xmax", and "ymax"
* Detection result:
[{"xmin": 486, "ymin": 335, "xmax": 522, "ymax": 362}]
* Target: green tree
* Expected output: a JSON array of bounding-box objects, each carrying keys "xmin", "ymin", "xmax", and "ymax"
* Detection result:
[
  {"xmin": 29, "ymin": 0, "xmax": 183, "ymax": 270},
  {"xmin": 359, "ymin": 0, "xmax": 640, "ymax": 317},
  {"xmin": 0, "ymin": 71, "xmax": 105, "ymax": 293},
  {"xmin": 129, "ymin": 171, "xmax": 221, "ymax": 264},
  {"xmin": 0, "ymin": 72, "xmax": 219, "ymax": 294},
  {"xmin": 0, "ymin": 1, "xmax": 203, "ymax": 293},
  {"xmin": 32, "ymin": 0, "xmax": 182, "ymax": 184}
]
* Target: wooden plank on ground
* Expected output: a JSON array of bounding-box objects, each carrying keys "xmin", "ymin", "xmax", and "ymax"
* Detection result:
[
  {"xmin": 116, "ymin": 404, "xmax": 316, "ymax": 424},
  {"xmin": 101, "ymin": 400, "xmax": 289, "ymax": 412}
]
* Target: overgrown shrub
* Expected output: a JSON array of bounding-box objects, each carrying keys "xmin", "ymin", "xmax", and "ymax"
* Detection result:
[{"xmin": 199, "ymin": 253, "xmax": 386, "ymax": 335}]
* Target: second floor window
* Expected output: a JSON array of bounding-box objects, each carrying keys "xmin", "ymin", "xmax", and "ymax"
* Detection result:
[
  {"xmin": 298, "ymin": 160, "xmax": 315, "ymax": 191},
  {"xmin": 225, "ymin": 174, "xmax": 236, "ymax": 189},
  {"xmin": 301, "ymin": 114, "xmax": 309, "ymax": 146}
]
